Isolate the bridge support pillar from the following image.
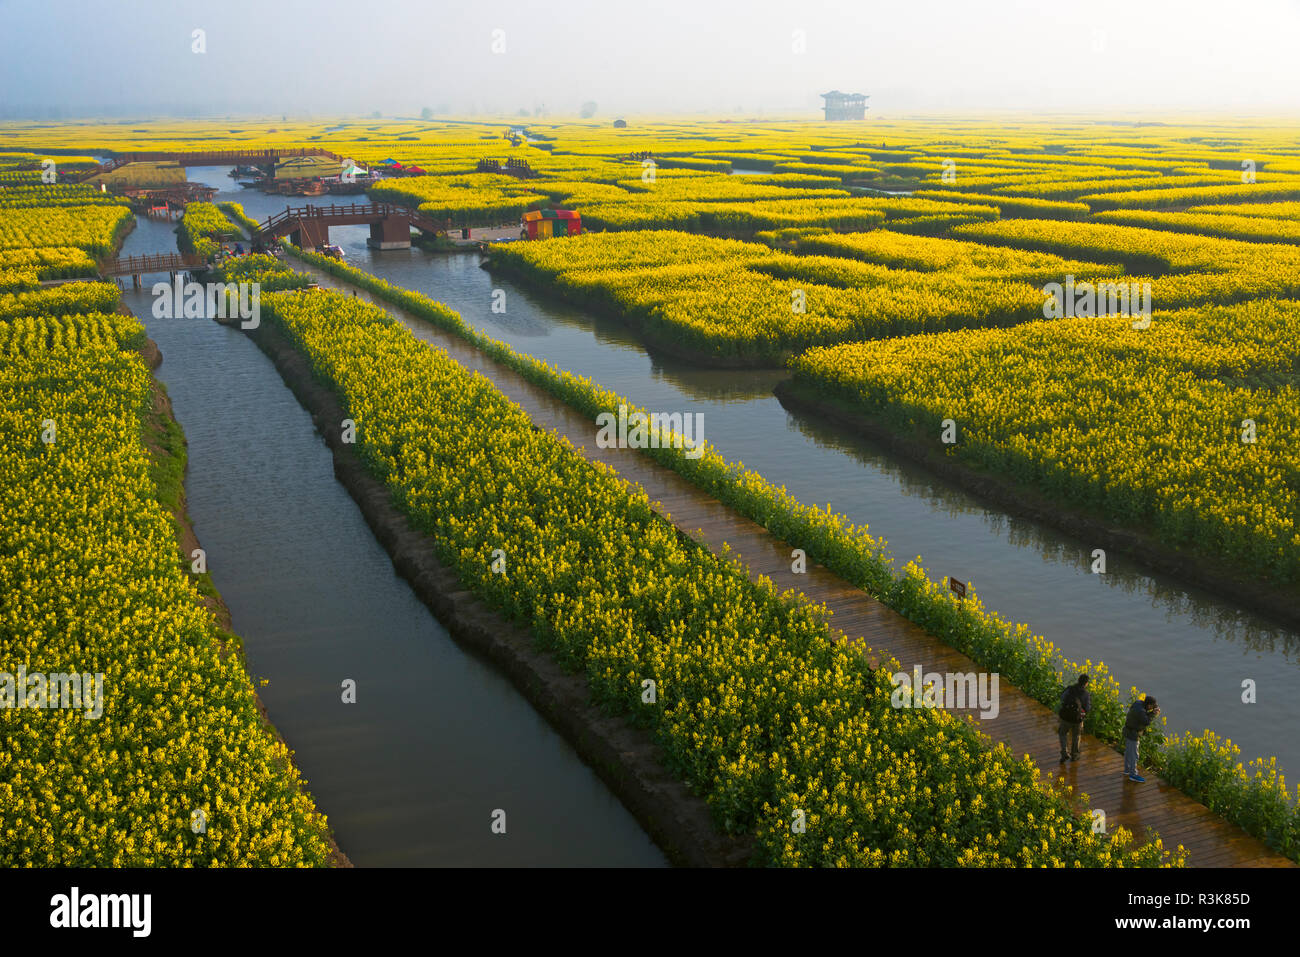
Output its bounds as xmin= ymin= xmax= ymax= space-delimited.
xmin=291 ymin=221 xmax=330 ymax=252
xmin=132 ymin=274 xmax=141 ymax=289
xmin=367 ymin=216 xmax=411 ymax=249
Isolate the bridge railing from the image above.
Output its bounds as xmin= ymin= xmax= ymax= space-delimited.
xmin=98 ymin=252 xmax=203 ymax=276
xmin=256 ymin=203 xmax=407 ymax=234
xmin=253 ymin=202 xmax=448 ymax=240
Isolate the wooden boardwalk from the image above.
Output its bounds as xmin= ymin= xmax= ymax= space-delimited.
xmin=305 ymin=264 xmax=1294 ymax=868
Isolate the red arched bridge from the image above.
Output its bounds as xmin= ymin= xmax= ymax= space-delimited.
xmin=254 ymin=203 xmax=446 ymax=250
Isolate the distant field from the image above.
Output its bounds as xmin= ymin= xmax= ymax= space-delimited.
xmin=274 ymin=154 xmax=344 ymax=179
xmin=83 ymin=160 xmax=187 ymax=187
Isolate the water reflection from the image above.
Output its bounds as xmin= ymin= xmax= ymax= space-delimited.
xmin=780 ymin=400 xmax=1299 ymax=660
xmin=110 ymin=201 xmax=667 ymax=867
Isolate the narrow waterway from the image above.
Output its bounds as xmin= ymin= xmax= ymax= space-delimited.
xmin=115 ymin=211 xmax=666 ymax=867
xmin=186 ymin=163 xmax=1300 ymax=781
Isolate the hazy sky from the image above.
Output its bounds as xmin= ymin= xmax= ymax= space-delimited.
xmin=3 ymin=0 xmax=1299 ymax=117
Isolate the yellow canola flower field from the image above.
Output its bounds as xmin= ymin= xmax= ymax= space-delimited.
xmin=0 ymin=280 xmax=120 ymax=319
xmin=0 ymin=205 xmax=132 ymax=257
xmin=0 ymin=311 xmax=335 ymax=866
xmin=996 ymin=172 xmax=1244 ymax=201
xmin=0 ymin=184 xmax=128 ymax=209
xmin=577 ymin=195 xmax=996 ymax=235
xmin=257 ymin=285 xmax=1180 ymax=867
xmin=954 ymin=216 xmax=1292 ymax=273
xmin=1095 ymin=208 xmax=1300 ymax=245
xmin=954 ymin=217 xmax=1300 ymax=307
xmin=178 ymin=202 xmax=240 ymax=262
xmin=0 ymin=245 xmax=98 ymax=279
xmin=489 ymin=230 xmax=1061 ymax=364
xmin=790 ymin=299 xmax=1300 ymax=586
xmin=370 ymin=173 xmax=544 ymax=226
xmin=1188 ymin=201 xmax=1300 ymax=219
xmin=1083 ymin=180 xmax=1300 ymax=211
xmin=789 ymin=229 xmax=1122 ymax=283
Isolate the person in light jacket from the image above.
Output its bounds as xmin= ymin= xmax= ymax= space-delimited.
xmin=1123 ymin=696 xmax=1160 ymax=783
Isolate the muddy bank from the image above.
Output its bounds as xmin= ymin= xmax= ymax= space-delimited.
xmin=135 ymin=336 xmax=353 ymax=869
xmin=774 ymin=378 xmax=1300 ymax=633
xmin=229 ymin=313 xmax=753 ymax=868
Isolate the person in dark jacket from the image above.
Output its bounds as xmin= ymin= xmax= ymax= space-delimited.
xmin=1057 ymin=674 xmax=1091 ymax=762
xmin=1123 ymin=696 xmax=1160 ymax=782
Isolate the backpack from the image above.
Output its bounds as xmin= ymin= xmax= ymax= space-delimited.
xmin=1059 ymin=687 xmax=1083 ymax=723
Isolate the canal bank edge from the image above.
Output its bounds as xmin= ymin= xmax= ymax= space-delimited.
xmin=229 ymin=314 xmax=754 ymax=868
xmin=135 ymin=334 xmax=354 ymax=869
xmin=772 ymin=377 xmax=1300 ymax=634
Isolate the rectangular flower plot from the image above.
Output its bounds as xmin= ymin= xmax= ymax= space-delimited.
xmin=788 ymin=298 xmax=1300 ymax=587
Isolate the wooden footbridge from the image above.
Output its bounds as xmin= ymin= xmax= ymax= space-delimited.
xmin=254 ymin=203 xmax=446 ymax=250
xmin=97 ymin=252 xmax=203 ymax=286
xmin=300 ymin=259 xmax=1297 ymax=869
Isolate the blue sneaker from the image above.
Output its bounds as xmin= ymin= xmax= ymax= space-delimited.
xmin=1128 ymin=773 xmax=1145 ymax=783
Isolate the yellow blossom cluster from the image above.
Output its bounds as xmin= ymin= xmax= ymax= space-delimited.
xmin=0 ymin=306 xmax=335 ymax=866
